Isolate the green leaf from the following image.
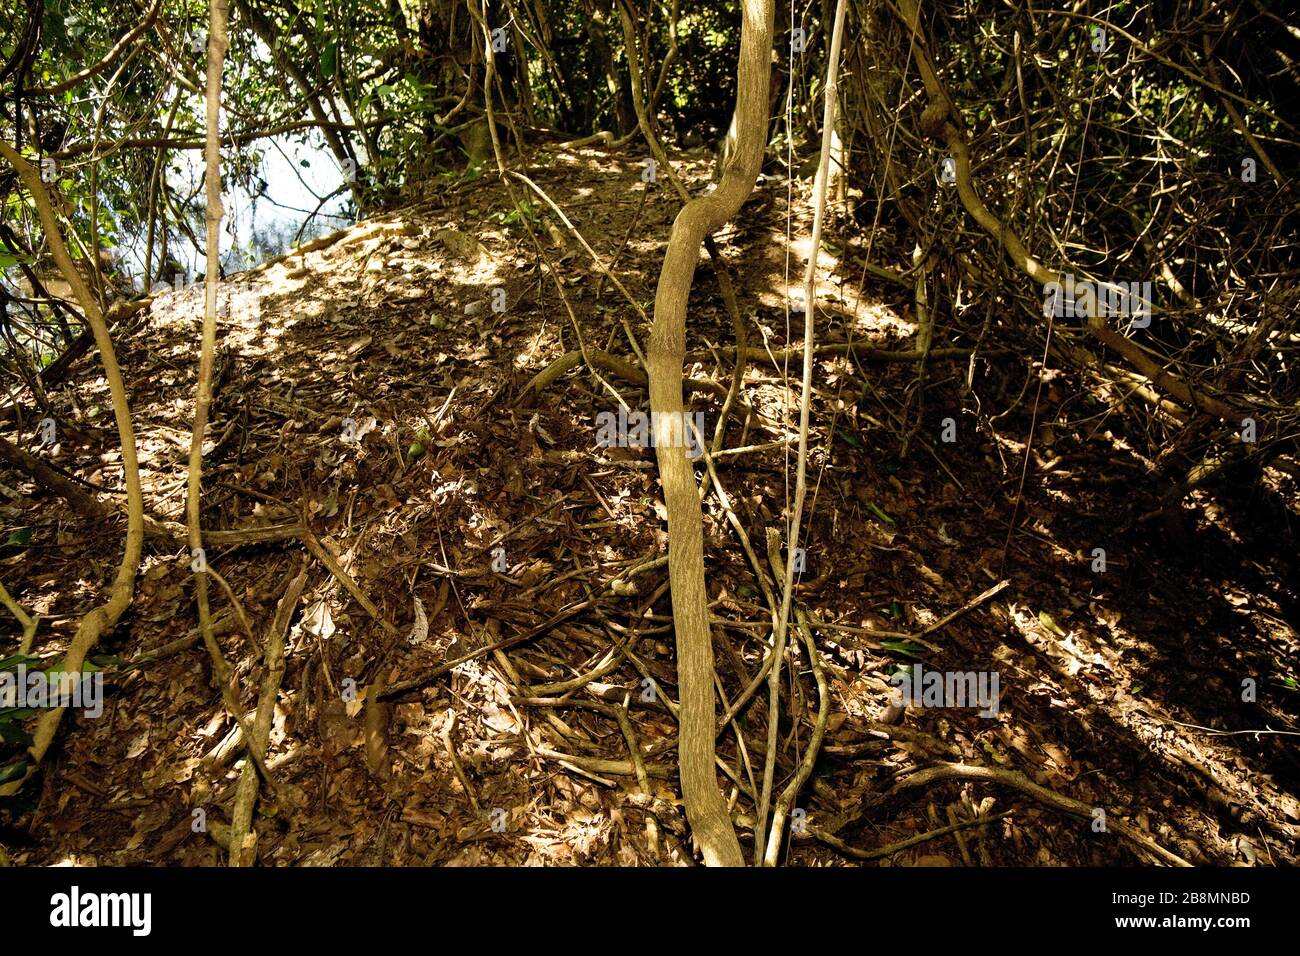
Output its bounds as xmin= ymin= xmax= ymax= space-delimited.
xmin=0 ymin=655 xmax=41 ymax=672
xmin=1038 ymin=611 xmax=1066 ymax=637
xmin=4 ymin=528 xmax=31 ymax=548
xmin=0 ymin=758 xmax=30 ymax=784
xmin=866 ymin=502 xmax=895 ymax=526
xmin=881 ymin=640 xmax=924 ymax=659
xmin=0 ymin=722 xmax=33 ymax=747
xmin=321 ymin=41 xmax=337 ymax=78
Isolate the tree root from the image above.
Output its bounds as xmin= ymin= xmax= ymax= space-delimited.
xmin=228 ymin=563 xmax=308 ymax=866
xmin=879 ymin=761 xmax=1191 ymax=867
xmin=810 ymin=810 xmax=1015 ymax=862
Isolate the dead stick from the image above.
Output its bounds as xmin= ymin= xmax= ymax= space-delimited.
xmin=919 ymin=579 xmax=1010 ymax=637
xmin=0 ymin=434 xmax=108 ymax=517
xmin=228 ymin=562 xmax=308 ymax=866
xmin=0 ymin=576 xmax=39 ymax=654
xmin=440 ymin=710 xmax=481 ymax=814
xmin=811 ymin=811 xmax=1015 ymax=861
xmin=381 ymin=597 xmax=598 ymax=699
xmin=300 ymin=529 xmax=399 ymax=635
xmin=887 ymin=762 xmax=1191 ymax=867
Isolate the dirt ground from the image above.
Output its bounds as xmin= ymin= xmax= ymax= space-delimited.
xmin=3 ymin=139 xmax=1298 ymax=866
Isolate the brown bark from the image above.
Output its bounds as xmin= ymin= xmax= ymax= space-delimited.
xmin=894 ymin=0 xmax=1239 ymax=420
xmin=187 ymin=0 xmax=231 ymax=691
xmin=0 ymin=140 xmax=144 ymax=794
xmin=647 ymin=0 xmax=775 ymax=867
xmin=0 ymin=434 xmax=108 ymax=517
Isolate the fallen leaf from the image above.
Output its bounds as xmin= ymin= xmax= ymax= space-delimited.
xmin=408 ymin=595 xmax=429 ymax=645
xmin=302 ymin=600 xmax=336 ymax=641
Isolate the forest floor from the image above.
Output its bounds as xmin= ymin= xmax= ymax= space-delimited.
xmin=3 ymin=138 xmax=1298 ymax=866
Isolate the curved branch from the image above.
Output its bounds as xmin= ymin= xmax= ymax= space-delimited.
xmin=894 ymin=0 xmax=1241 ymax=420
xmin=0 ymin=140 xmax=144 ymax=795
xmin=52 ymin=118 xmax=380 ymax=161
xmin=27 ymin=0 xmax=165 ymax=97
xmin=646 ymin=0 xmax=776 ymax=867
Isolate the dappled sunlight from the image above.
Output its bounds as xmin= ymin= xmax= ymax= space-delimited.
xmin=2 ymin=0 xmax=1296 ymax=883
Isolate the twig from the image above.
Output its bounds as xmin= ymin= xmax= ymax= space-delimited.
xmin=228 ymin=562 xmax=308 ymax=866
xmin=381 ymin=596 xmax=598 ymax=699
xmin=918 ymin=579 xmax=1010 ymax=637
xmin=1134 ymin=707 xmax=1300 ymax=739
xmin=126 ymin=613 xmax=234 ymax=665
xmin=884 ymin=762 xmax=1191 ymax=867
xmin=300 ymin=529 xmax=399 ymax=635
xmin=533 ymin=746 xmax=671 ymax=780
xmin=812 ymin=810 xmax=1014 ymax=861
xmin=441 ymin=710 xmax=481 ymax=814
xmin=508 ymin=170 xmax=648 ymax=365
xmin=946 ymin=803 xmax=975 ymax=865
xmin=203 ymin=566 xmax=254 ymax=642
xmin=757 ymin=0 xmax=847 ymax=862
xmin=0 ymin=577 xmax=39 ymax=654
xmin=763 ymin=607 xmax=831 ymax=865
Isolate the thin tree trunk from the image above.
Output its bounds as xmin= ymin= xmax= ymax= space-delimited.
xmin=187 ymin=0 xmax=231 ymax=716
xmin=0 ymin=141 xmax=144 ymax=796
xmin=646 ymin=0 xmax=775 ymax=867
xmin=757 ymin=0 xmax=848 ymax=866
